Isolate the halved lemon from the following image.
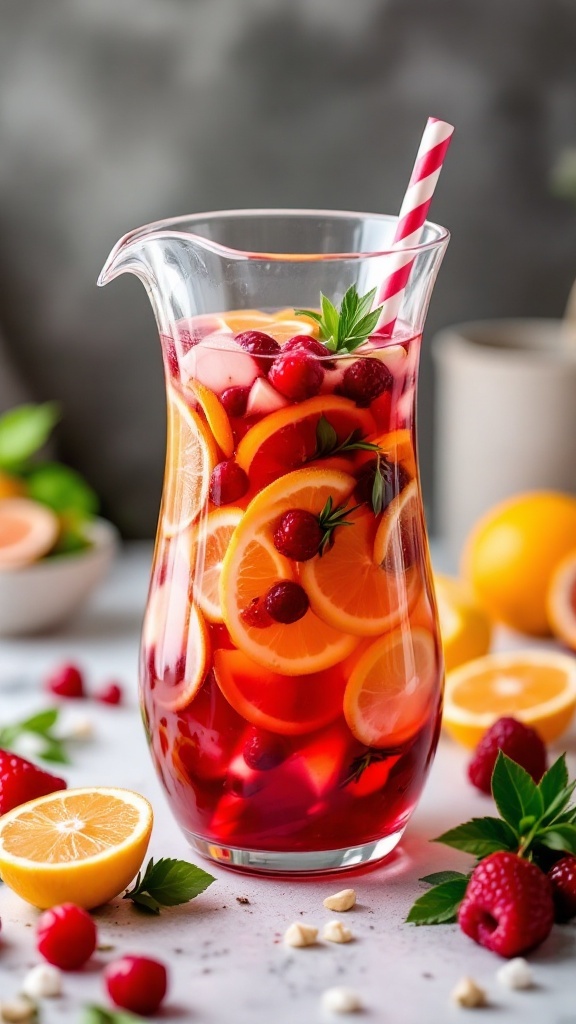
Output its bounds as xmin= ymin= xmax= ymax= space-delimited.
xmin=189 ymin=506 xmax=243 ymax=622
xmin=185 ymin=379 xmax=234 ymax=458
xmin=434 ymin=573 xmax=493 ymax=672
xmin=343 ymin=627 xmax=440 ymax=747
xmin=0 ymin=498 xmax=59 ymax=568
xmin=547 ymin=549 xmax=576 ymax=650
xmin=162 ymin=390 xmax=218 ymax=536
xmin=143 ymin=578 xmax=210 ymax=710
xmin=443 ymin=649 xmax=576 ymax=748
xmin=0 ymin=787 xmax=153 ymax=909
xmin=220 ymin=467 xmax=359 ymax=674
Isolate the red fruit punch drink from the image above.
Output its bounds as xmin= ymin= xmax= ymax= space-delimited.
xmin=99 ymin=209 xmax=450 ymax=873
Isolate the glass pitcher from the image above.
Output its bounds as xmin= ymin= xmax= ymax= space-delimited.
xmin=99 ymin=210 xmax=449 ymax=874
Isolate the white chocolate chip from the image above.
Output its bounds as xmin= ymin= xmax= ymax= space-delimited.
xmin=496 ymin=958 xmax=533 ymax=990
xmin=22 ymin=964 xmax=62 ymax=999
xmin=322 ymin=889 xmax=356 ymax=912
xmin=0 ymin=997 xmax=37 ymax=1023
xmin=321 ymin=986 xmax=363 ymax=1014
xmin=284 ymin=922 xmax=318 ymax=947
xmin=451 ymin=977 xmax=488 ymax=1008
xmin=322 ymin=920 xmax=354 ymax=944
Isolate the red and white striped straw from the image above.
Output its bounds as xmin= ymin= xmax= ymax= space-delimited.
xmin=376 ymin=117 xmax=454 ymax=334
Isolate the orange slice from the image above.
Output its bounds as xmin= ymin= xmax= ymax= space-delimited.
xmin=443 ymin=649 xmax=576 ymax=748
xmin=188 ymin=506 xmax=243 ymax=622
xmin=162 ymin=390 xmax=218 ymax=536
xmin=220 ymin=467 xmax=359 ymax=673
xmin=143 ymin=579 xmax=210 ymax=710
xmin=185 ymin=380 xmax=234 ymax=458
xmin=547 ymin=549 xmax=576 ymax=650
xmin=0 ymin=498 xmax=59 ymax=568
xmin=214 ymin=648 xmax=347 ymax=735
xmin=0 ymin=472 xmax=26 ymax=500
xmin=220 ymin=308 xmax=318 ymax=344
xmin=220 ymin=310 xmax=277 ymax=334
xmin=0 ymin=787 xmax=153 ymax=909
xmin=236 ymin=395 xmax=376 ymax=488
xmin=343 ymin=627 xmax=440 ymax=747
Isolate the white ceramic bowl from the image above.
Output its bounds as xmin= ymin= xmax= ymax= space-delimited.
xmin=0 ymin=518 xmax=119 ymax=636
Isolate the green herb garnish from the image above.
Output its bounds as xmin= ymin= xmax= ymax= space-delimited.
xmin=342 ymin=747 xmax=396 ymax=786
xmin=295 ymin=285 xmax=384 ymax=354
xmin=0 ymin=708 xmax=70 ymax=764
xmin=314 ymin=416 xmax=382 ymax=460
xmin=371 ymin=454 xmax=393 ymax=515
xmin=0 ymin=402 xmax=60 ymax=473
xmin=83 ymin=1006 xmax=143 ymax=1024
xmin=317 ymin=496 xmax=360 ymax=556
xmin=123 ymin=857 xmax=215 ymax=914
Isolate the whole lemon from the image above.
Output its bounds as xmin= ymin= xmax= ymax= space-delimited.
xmin=462 ymin=491 xmax=576 ymax=636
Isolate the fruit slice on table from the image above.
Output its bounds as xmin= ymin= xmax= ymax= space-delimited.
xmin=343 ymin=627 xmax=439 ymax=747
xmin=547 ymin=549 xmax=576 ymax=650
xmin=185 ymin=379 xmax=234 ymax=457
xmin=220 ymin=467 xmax=359 ymax=673
xmin=143 ymin=578 xmax=210 ymax=710
xmin=0 ymin=498 xmax=59 ymax=568
xmin=443 ymin=649 xmax=576 ymax=748
xmin=188 ymin=506 xmax=243 ymax=623
xmin=434 ymin=573 xmax=492 ymax=672
xmin=236 ymin=395 xmax=376 ymax=489
xmin=214 ymin=649 xmax=347 ymax=735
xmin=162 ymin=390 xmax=218 ymax=535
xmin=0 ymin=787 xmax=153 ymax=909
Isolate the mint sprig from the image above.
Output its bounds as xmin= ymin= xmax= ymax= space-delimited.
xmin=407 ymin=752 xmax=576 ymax=926
xmin=83 ymin=1006 xmax=142 ymax=1024
xmin=295 ymin=285 xmax=384 ymax=354
xmin=318 ymin=496 xmax=360 ymax=556
xmin=0 ymin=708 xmax=70 ymax=764
xmin=314 ymin=416 xmax=382 ymax=460
xmin=342 ymin=747 xmax=395 ymax=786
xmin=0 ymin=402 xmax=59 ymax=472
xmin=123 ymin=856 xmax=215 ymax=914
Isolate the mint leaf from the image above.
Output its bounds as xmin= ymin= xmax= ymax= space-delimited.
xmin=435 ymin=816 xmax=518 ymax=857
xmin=315 ymin=416 xmax=339 ymax=458
xmin=539 ymin=753 xmax=569 ymax=800
xmin=537 ymin=823 xmax=576 ymax=854
xmin=406 ymin=876 xmax=469 ymax=925
xmin=296 ymin=285 xmax=384 ymax=354
xmin=25 ymin=462 xmax=98 ymax=519
xmin=19 ymin=709 xmax=59 ymax=734
xmin=0 ymin=402 xmax=59 ymax=471
xmin=124 ymin=857 xmax=215 ymax=913
xmin=419 ymin=870 xmax=469 ymax=886
xmin=0 ymin=707 xmax=70 ymax=764
xmin=83 ymin=1005 xmax=142 ymax=1023
xmin=491 ymin=751 xmax=543 ymax=830
xmin=318 ymin=497 xmax=360 ymax=556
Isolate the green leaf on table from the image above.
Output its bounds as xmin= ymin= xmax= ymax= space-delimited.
xmin=25 ymin=461 xmax=98 ymax=519
xmin=0 ymin=707 xmax=70 ymax=764
xmin=123 ymin=856 xmax=215 ymax=914
xmin=419 ymin=870 xmax=469 ymax=886
xmin=491 ymin=751 xmax=544 ymax=830
xmin=435 ymin=816 xmax=518 ymax=857
xmin=0 ymin=402 xmax=59 ymax=471
xmin=406 ymin=876 xmax=469 ymax=925
xmin=83 ymin=1005 xmax=143 ymax=1024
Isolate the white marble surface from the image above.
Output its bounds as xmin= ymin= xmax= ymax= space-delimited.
xmin=0 ymin=545 xmax=575 ymax=1023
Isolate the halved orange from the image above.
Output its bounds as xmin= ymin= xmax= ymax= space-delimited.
xmin=162 ymin=390 xmax=218 ymax=535
xmin=214 ymin=648 xmax=347 ymax=735
xmin=547 ymin=549 xmax=576 ymax=650
xmin=343 ymin=627 xmax=440 ymax=747
xmin=0 ymin=787 xmax=153 ymax=909
xmin=236 ymin=395 xmax=376 ymax=488
xmin=220 ymin=467 xmax=359 ymax=673
xmin=0 ymin=498 xmax=59 ymax=568
xmin=188 ymin=506 xmax=243 ymax=622
xmin=185 ymin=380 xmax=234 ymax=458
xmin=443 ymin=649 xmax=576 ymax=748
xmin=143 ymin=578 xmax=210 ymax=710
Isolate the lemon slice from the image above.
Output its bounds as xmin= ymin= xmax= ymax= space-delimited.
xmin=162 ymin=390 xmax=218 ymax=536
xmin=189 ymin=506 xmax=243 ymax=622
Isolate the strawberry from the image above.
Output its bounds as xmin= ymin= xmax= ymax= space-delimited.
xmin=0 ymin=750 xmax=66 ymax=815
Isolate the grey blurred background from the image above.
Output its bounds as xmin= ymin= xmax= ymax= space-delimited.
xmin=0 ymin=0 xmax=575 ymax=538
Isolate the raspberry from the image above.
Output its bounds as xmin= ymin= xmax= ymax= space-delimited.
xmin=209 ymin=460 xmax=249 ymax=506
xmin=0 ymin=750 xmax=66 ymax=815
xmin=468 ymin=717 xmax=548 ymax=795
xmin=268 ymin=352 xmax=324 ymax=401
xmin=548 ymin=855 xmax=576 ymax=922
xmin=235 ymin=331 xmax=280 ymax=372
xmin=220 ymin=386 xmax=250 ymax=417
xmin=339 ymin=358 xmax=393 ymax=406
xmin=45 ymin=663 xmax=85 ymax=699
xmin=243 ymin=728 xmax=288 ymax=770
xmin=282 ymin=335 xmax=331 ymax=363
xmin=458 ymin=852 xmax=554 ymax=957
xmin=105 ymin=955 xmax=168 ymax=1016
xmin=273 ymin=509 xmax=322 ymax=561
xmin=263 ymin=581 xmax=309 ymax=623
xmin=240 ymin=597 xmax=273 ymax=629
xmin=95 ymin=682 xmax=123 ymax=705
xmin=36 ymin=903 xmax=97 ymax=970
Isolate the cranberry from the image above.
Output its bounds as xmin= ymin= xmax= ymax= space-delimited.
xmin=339 ymin=357 xmax=393 ymax=406
xmin=220 ymin=386 xmax=250 ymax=417
xmin=268 ymin=352 xmax=324 ymax=401
xmin=45 ymin=663 xmax=85 ymax=699
xmin=105 ymin=955 xmax=168 ymax=1016
xmin=209 ymin=460 xmax=249 ymax=505
xmin=263 ymin=581 xmax=309 ymax=623
xmin=240 ymin=597 xmax=273 ymax=629
xmin=273 ymin=509 xmax=322 ymax=561
xmin=243 ymin=729 xmax=288 ymax=770
xmin=36 ymin=903 xmax=97 ymax=970
xmin=235 ymin=331 xmax=280 ymax=373
xmin=95 ymin=682 xmax=123 ymax=705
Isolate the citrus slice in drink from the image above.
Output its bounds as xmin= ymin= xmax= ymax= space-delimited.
xmin=434 ymin=573 xmax=492 ymax=672
xmin=343 ymin=627 xmax=439 ymax=747
xmin=185 ymin=380 xmax=234 ymax=458
xmin=214 ymin=649 xmax=347 ymax=735
xmin=443 ymin=649 xmax=576 ymax=748
xmin=547 ymin=549 xmax=576 ymax=650
xmin=162 ymin=390 xmax=218 ymax=535
xmin=0 ymin=787 xmax=153 ymax=909
xmin=143 ymin=579 xmax=210 ymax=710
xmin=220 ymin=310 xmax=276 ymax=333
xmin=236 ymin=395 xmax=376 ymax=489
xmin=0 ymin=498 xmax=59 ymax=568
xmin=188 ymin=506 xmax=243 ymax=622
xmin=220 ymin=467 xmax=359 ymax=673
